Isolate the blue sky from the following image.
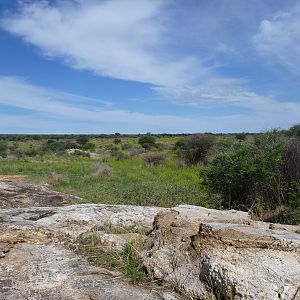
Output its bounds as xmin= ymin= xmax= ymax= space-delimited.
xmin=0 ymin=0 xmax=299 ymax=133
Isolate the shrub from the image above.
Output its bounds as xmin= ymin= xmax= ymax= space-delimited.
xmin=48 ymin=172 xmax=65 ymax=185
xmin=288 ymin=124 xmax=300 ymax=137
xmin=142 ymin=153 xmax=166 ymax=167
xmin=76 ymin=136 xmax=89 ymax=147
xmin=83 ymin=142 xmax=96 ymax=151
xmin=235 ymin=133 xmax=247 ymax=141
xmin=138 ymin=135 xmax=156 ymax=149
xmin=129 ymin=147 xmax=144 ymax=157
xmin=0 ymin=141 xmax=8 ymax=157
xmin=73 ymin=149 xmax=90 ymax=157
xmin=121 ymin=143 xmax=133 ymax=151
xmin=113 ymin=138 xmax=122 ymax=144
xmin=177 ymin=134 xmax=214 ymax=165
xmin=201 ymin=131 xmax=300 ymax=224
xmin=92 ymin=162 xmax=113 ymax=177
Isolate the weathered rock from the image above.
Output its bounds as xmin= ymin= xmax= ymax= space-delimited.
xmin=142 ymin=207 xmax=300 ymax=300
xmin=0 ymin=176 xmax=79 ymax=208
xmin=0 ymin=178 xmax=299 ymax=299
xmin=0 ymin=243 xmax=180 ymax=300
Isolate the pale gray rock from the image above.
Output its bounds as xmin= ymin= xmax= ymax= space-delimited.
xmin=1 ymin=178 xmax=299 ymax=299
xmin=142 ymin=209 xmax=300 ymax=300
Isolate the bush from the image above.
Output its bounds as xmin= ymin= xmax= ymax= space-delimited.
xmin=177 ymin=134 xmax=214 ymax=165
xmin=288 ymin=124 xmax=300 ymax=137
xmin=138 ymin=135 xmax=156 ymax=149
xmin=92 ymin=162 xmax=113 ymax=177
xmin=76 ymin=136 xmax=89 ymax=147
xmin=83 ymin=142 xmax=96 ymax=151
xmin=0 ymin=141 xmax=8 ymax=157
xmin=201 ymin=131 xmax=300 ymax=224
xmin=142 ymin=153 xmax=166 ymax=167
xmin=113 ymin=138 xmax=122 ymax=144
xmin=47 ymin=172 xmax=65 ymax=185
xmin=129 ymin=147 xmax=144 ymax=157
xmin=235 ymin=133 xmax=247 ymax=141
xmin=73 ymin=149 xmax=90 ymax=157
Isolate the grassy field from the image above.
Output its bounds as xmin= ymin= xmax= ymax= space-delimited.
xmin=0 ymin=131 xmax=299 ymax=225
xmin=0 ymin=136 xmax=214 ymax=208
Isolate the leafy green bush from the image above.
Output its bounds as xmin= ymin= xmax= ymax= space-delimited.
xmin=235 ymin=133 xmax=247 ymax=141
xmin=287 ymin=124 xmax=300 ymax=137
xmin=201 ymin=131 xmax=300 ymax=224
xmin=76 ymin=136 xmax=89 ymax=147
xmin=177 ymin=134 xmax=214 ymax=165
xmin=138 ymin=135 xmax=156 ymax=149
xmin=0 ymin=141 xmax=8 ymax=158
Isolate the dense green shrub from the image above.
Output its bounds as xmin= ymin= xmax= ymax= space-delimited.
xmin=201 ymin=131 xmax=300 ymax=224
xmin=83 ymin=142 xmax=96 ymax=151
xmin=76 ymin=136 xmax=90 ymax=147
xmin=176 ymin=134 xmax=214 ymax=165
xmin=287 ymin=124 xmax=300 ymax=137
xmin=235 ymin=133 xmax=247 ymax=141
xmin=0 ymin=141 xmax=8 ymax=157
xmin=138 ymin=135 xmax=156 ymax=149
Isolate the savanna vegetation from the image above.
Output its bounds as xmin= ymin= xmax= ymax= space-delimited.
xmin=0 ymin=126 xmax=299 ymax=225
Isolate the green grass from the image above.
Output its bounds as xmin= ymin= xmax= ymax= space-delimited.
xmin=75 ymin=233 xmax=146 ymax=282
xmin=0 ymin=153 xmax=210 ymax=207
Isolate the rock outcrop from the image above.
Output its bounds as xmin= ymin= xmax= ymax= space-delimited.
xmin=142 ymin=206 xmax=300 ymax=299
xmin=0 ymin=177 xmax=299 ymax=299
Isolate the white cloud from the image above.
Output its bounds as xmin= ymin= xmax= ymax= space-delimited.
xmin=0 ymin=76 xmax=299 ymax=133
xmin=1 ymin=0 xmax=201 ymax=86
xmin=154 ymin=77 xmax=300 ymax=115
xmin=253 ymin=4 xmax=300 ymax=73
xmin=0 ymin=76 xmax=200 ymax=132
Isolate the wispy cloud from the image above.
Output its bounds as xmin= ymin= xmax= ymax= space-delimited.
xmin=253 ymin=4 xmax=300 ymax=74
xmin=154 ymin=77 xmax=300 ymax=114
xmin=0 ymin=76 xmax=298 ymax=133
xmin=1 ymin=0 xmax=201 ymax=87
xmin=0 ymin=76 xmax=199 ymax=132
xmin=0 ymin=1 xmax=299 ymax=133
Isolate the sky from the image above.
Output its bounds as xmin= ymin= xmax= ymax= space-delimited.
xmin=0 ymin=0 xmax=299 ymax=134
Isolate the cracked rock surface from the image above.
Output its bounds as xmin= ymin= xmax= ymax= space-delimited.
xmin=0 ymin=176 xmax=299 ymax=299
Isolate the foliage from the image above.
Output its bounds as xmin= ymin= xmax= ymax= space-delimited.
xmin=121 ymin=241 xmax=145 ymax=281
xmin=0 ymin=141 xmax=9 ymax=157
xmin=75 ymin=234 xmax=145 ymax=282
xmin=113 ymin=138 xmax=122 ymax=144
xmin=287 ymin=124 xmax=300 ymax=137
xmin=92 ymin=162 xmax=113 ymax=177
xmin=201 ymin=131 xmax=300 ymax=224
xmin=235 ymin=133 xmax=247 ymax=141
xmin=76 ymin=136 xmax=90 ymax=146
xmin=138 ymin=135 xmax=156 ymax=149
xmin=177 ymin=134 xmax=214 ymax=165
xmin=142 ymin=152 xmax=166 ymax=166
